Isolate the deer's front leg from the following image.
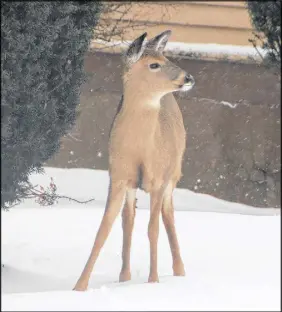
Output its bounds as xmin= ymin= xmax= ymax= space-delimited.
xmin=161 ymin=183 xmax=185 ymax=276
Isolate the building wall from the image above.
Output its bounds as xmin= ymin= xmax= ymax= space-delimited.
xmin=99 ymin=1 xmax=254 ymax=46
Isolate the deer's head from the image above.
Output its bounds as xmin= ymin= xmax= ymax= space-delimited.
xmin=122 ymin=31 xmax=195 ymax=99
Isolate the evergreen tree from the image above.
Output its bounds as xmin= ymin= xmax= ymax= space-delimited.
xmin=1 ymin=2 xmax=101 ymax=208
xmin=247 ymin=0 xmax=281 ymax=69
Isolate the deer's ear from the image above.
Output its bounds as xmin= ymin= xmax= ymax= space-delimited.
xmin=124 ymin=32 xmax=147 ymax=65
xmin=146 ymin=30 xmax=171 ymax=53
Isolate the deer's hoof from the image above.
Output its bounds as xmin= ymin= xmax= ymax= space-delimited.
xmin=73 ymin=282 xmax=88 ymax=291
xmin=173 ymin=264 xmax=186 ymax=276
xmin=119 ymin=270 xmax=131 ymax=282
xmin=148 ymin=275 xmax=159 ymax=283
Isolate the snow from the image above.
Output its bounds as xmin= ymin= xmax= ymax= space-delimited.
xmin=90 ymin=39 xmax=267 ymax=61
xmin=218 ymin=100 xmax=238 ymax=109
xmin=2 ymin=167 xmax=280 ymax=311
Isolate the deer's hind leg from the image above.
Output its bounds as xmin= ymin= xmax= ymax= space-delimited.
xmin=119 ymin=188 xmax=137 ymax=282
xmin=161 ymin=182 xmax=185 ymax=276
xmin=73 ymin=180 xmax=126 ymax=291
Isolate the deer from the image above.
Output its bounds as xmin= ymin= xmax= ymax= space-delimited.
xmin=74 ymin=30 xmax=195 ymax=291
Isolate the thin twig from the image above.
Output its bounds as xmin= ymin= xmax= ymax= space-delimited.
xmin=51 ymin=195 xmax=95 ymax=204
xmin=67 ymin=133 xmax=83 ymax=142
xmin=27 ymin=188 xmax=95 ymax=205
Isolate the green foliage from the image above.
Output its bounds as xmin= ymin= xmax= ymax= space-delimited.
xmin=247 ymin=1 xmax=281 ymax=69
xmin=1 ymin=2 xmax=101 ymax=208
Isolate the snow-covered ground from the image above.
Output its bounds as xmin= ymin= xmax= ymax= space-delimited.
xmin=2 ymin=167 xmax=280 ymax=311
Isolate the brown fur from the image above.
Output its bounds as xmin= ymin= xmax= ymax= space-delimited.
xmin=73 ymin=31 xmax=194 ymax=291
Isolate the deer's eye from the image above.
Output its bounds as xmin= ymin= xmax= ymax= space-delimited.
xmin=149 ymin=63 xmax=161 ymax=70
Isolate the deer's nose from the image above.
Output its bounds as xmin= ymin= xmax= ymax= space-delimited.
xmin=184 ymin=74 xmax=195 ymax=86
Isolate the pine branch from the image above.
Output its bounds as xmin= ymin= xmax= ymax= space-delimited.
xmin=4 ymin=178 xmax=95 ymax=209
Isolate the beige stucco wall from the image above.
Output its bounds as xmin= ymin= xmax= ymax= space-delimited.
xmin=98 ymin=1 xmax=254 ymax=46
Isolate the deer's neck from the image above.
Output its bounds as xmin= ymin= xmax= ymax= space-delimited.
xmin=115 ymin=89 xmax=161 ymax=137
xmin=122 ymin=89 xmax=162 ymax=113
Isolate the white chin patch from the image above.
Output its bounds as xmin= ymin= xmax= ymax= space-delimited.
xmin=180 ymin=83 xmax=194 ymax=92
